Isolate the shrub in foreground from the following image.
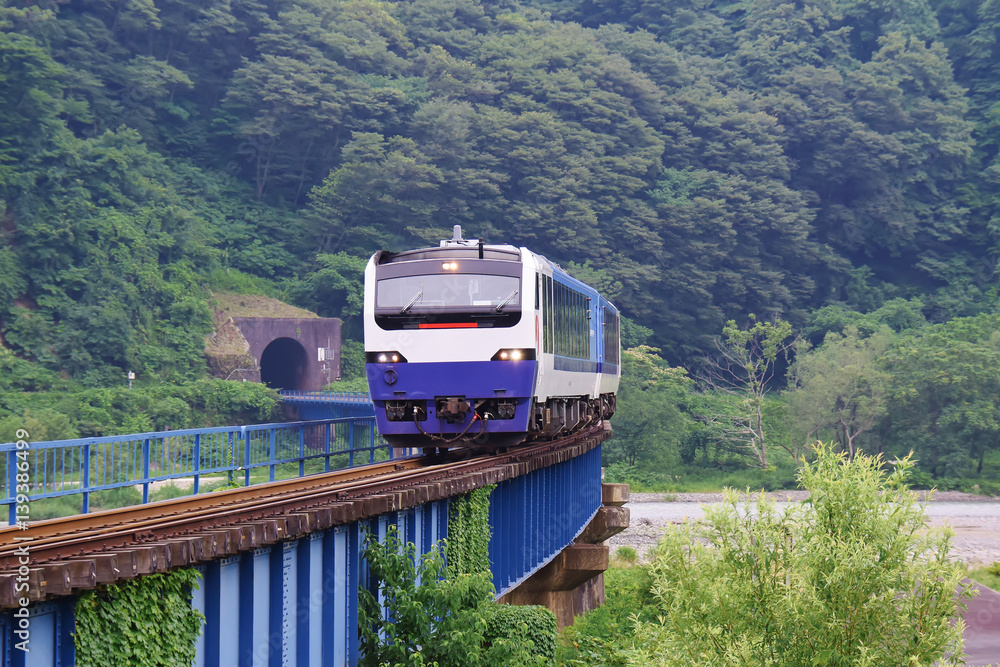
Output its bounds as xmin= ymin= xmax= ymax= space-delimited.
xmin=625 ymin=444 xmax=973 ymax=666
xmin=359 ymin=527 xmax=554 ymax=666
xmin=483 ymin=603 xmax=556 ymax=663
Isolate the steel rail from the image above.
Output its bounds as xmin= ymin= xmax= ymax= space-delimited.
xmin=0 ymin=457 xmax=426 ymax=557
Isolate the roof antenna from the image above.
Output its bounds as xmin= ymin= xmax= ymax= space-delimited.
xmin=441 ymin=225 xmax=479 ymax=247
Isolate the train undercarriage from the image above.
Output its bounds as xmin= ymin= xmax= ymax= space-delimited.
xmin=382 ymin=393 xmax=617 ymax=455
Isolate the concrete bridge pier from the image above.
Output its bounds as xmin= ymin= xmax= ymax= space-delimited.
xmin=499 ymin=483 xmax=629 ymax=629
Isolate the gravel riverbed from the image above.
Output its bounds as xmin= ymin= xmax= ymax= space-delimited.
xmin=608 ymin=491 xmax=1000 ymax=565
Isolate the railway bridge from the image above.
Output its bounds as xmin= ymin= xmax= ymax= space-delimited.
xmin=0 ymin=393 xmax=628 ymax=666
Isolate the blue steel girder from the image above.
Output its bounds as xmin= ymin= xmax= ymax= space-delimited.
xmin=2 ymin=441 xmax=604 ymax=667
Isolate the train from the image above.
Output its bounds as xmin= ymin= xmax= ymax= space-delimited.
xmin=363 ymin=226 xmax=621 ymax=451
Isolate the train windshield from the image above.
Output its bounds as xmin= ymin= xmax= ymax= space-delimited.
xmin=377 ymin=274 xmax=521 ymax=311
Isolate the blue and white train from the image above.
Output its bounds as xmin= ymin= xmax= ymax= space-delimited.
xmin=364 ymin=227 xmax=620 ymax=451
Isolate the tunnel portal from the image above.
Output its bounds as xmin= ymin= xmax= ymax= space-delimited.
xmin=260 ymin=337 xmax=309 ymax=390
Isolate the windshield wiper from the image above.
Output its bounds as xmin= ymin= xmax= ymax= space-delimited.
xmin=400 ymin=288 xmax=423 ymax=314
xmin=495 ymin=289 xmax=518 ymax=313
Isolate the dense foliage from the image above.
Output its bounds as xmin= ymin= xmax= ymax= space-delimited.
xmin=0 ymin=374 xmax=280 ymax=439
xmin=595 ymin=446 xmax=971 ymax=666
xmin=604 ymin=304 xmax=1000 ymax=489
xmin=74 ymin=569 xmax=204 ymax=667
xmin=359 ymin=524 xmax=555 ymax=666
xmin=3 ymin=0 xmax=998 ymax=367
xmin=444 ymin=484 xmax=494 ymax=576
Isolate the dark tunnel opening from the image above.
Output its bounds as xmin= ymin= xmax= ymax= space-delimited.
xmin=260 ymin=337 xmax=309 ymax=391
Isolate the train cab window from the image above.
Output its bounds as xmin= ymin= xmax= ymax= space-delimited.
xmin=377 ymin=274 xmax=519 ymax=310
xmin=373 ymin=260 xmax=523 ymax=330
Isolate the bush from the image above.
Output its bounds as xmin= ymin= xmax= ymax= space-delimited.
xmin=557 ymin=565 xmax=657 ymax=667
xmin=360 ymin=525 xmax=554 ymax=666
xmin=626 ymin=444 xmax=973 ymax=666
xmin=150 ymin=484 xmax=191 ymax=502
xmin=359 ymin=526 xmax=494 ymax=667
xmin=613 ymin=546 xmax=638 ymax=566
xmin=483 ymin=604 xmax=556 ymax=664
xmin=90 ymin=486 xmax=142 ymax=510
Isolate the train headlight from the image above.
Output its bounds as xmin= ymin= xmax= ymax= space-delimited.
xmin=366 ymin=351 xmax=408 ymax=363
xmin=442 ymin=262 xmax=458 ymax=271
xmin=491 ymin=349 xmax=536 ymax=361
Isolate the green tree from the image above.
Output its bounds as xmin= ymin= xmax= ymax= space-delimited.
xmin=697 ymin=316 xmax=794 ymax=468
xmin=882 ymin=312 xmax=1000 ymax=476
xmin=606 ymin=346 xmax=693 ymax=471
xmin=626 ymin=445 xmax=971 ymax=666
xmin=789 ymin=326 xmax=893 ymax=458
xmin=288 ymin=252 xmax=368 ymax=336
xmin=306 ymin=133 xmax=443 ymax=254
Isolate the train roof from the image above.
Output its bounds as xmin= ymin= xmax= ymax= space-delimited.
xmin=375 ymin=245 xmax=521 ymax=264
xmin=374 ymin=225 xmax=522 ymax=264
xmin=373 ymin=227 xmax=618 ymax=312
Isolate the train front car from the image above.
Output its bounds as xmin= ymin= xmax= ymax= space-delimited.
xmin=364 ymin=227 xmax=540 ymax=451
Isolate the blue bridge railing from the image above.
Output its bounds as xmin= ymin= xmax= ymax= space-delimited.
xmin=278 ymin=390 xmax=372 ymax=404
xmin=279 ymin=390 xmax=375 ymax=421
xmin=1 ymin=417 xmax=388 ymax=526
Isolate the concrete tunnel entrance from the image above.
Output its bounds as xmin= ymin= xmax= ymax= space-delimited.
xmin=260 ymin=337 xmax=309 ymax=390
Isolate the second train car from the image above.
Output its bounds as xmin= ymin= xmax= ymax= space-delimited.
xmin=364 ymin=226 xmax=620 ymax=450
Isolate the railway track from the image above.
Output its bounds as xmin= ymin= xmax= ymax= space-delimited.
xmin=0 ymin=423 xmax=611 ymax=608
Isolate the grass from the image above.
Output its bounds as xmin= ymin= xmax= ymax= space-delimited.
xmin=609 ymin=462 xmax=802 ymax=494
xmin=967 ymin=563 xmax=1000 ymax=592
xmin=556 ymin=564 xmax=657 ymax=666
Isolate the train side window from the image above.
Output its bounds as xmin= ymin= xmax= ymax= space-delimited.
xmin=572 ymin=291 xmax=577 ymax=358
xmin=602 ymin=307 xmax=620 ymax=366
xmin=559 ymin=283 xmax=565 ymax=356
xmin=548 ymin=277 xmax=553 ymax=354
xmin=575 ymin=291 xmax=581 ymax=358
xmin=560 ymin=283 xmax=567 ymax=356
xmin=576 ymin=291 xmax=583 ymax=358
xmin=570 ymin=287 xmax=575 ymax=357
xmin=568 ymin=289 xmax=574 ymax=358
xmin=554 ymin=281 xmax=560 ymax=355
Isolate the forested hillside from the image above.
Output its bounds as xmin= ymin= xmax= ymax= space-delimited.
xmin=1 ymin=0 xmax=999 ymax=466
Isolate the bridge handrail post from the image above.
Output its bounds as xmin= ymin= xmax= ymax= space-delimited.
xmin=298 ymin=426 xmax=305 ymax=478
xmin=141 ymin=437 xmax=151 ymax=504
xmin=348 ymin=425 xmax=354 ymax=468
xmin=6 ymin=449 xmax=16 ymax=526
xmin=269 ymin=428 xmax=276 ymax=482
xmin=193 ymin=433 xmax=201 ymax=494
xmin=82 ymin=442 xmax=91 ymax=514
xmin=226 ymin=431 xmax=235 ymax=487
xmin=243 ymin=427 xmax=251 ymax=487
xmin=324 ymin=424 xmax=331 ymax=473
